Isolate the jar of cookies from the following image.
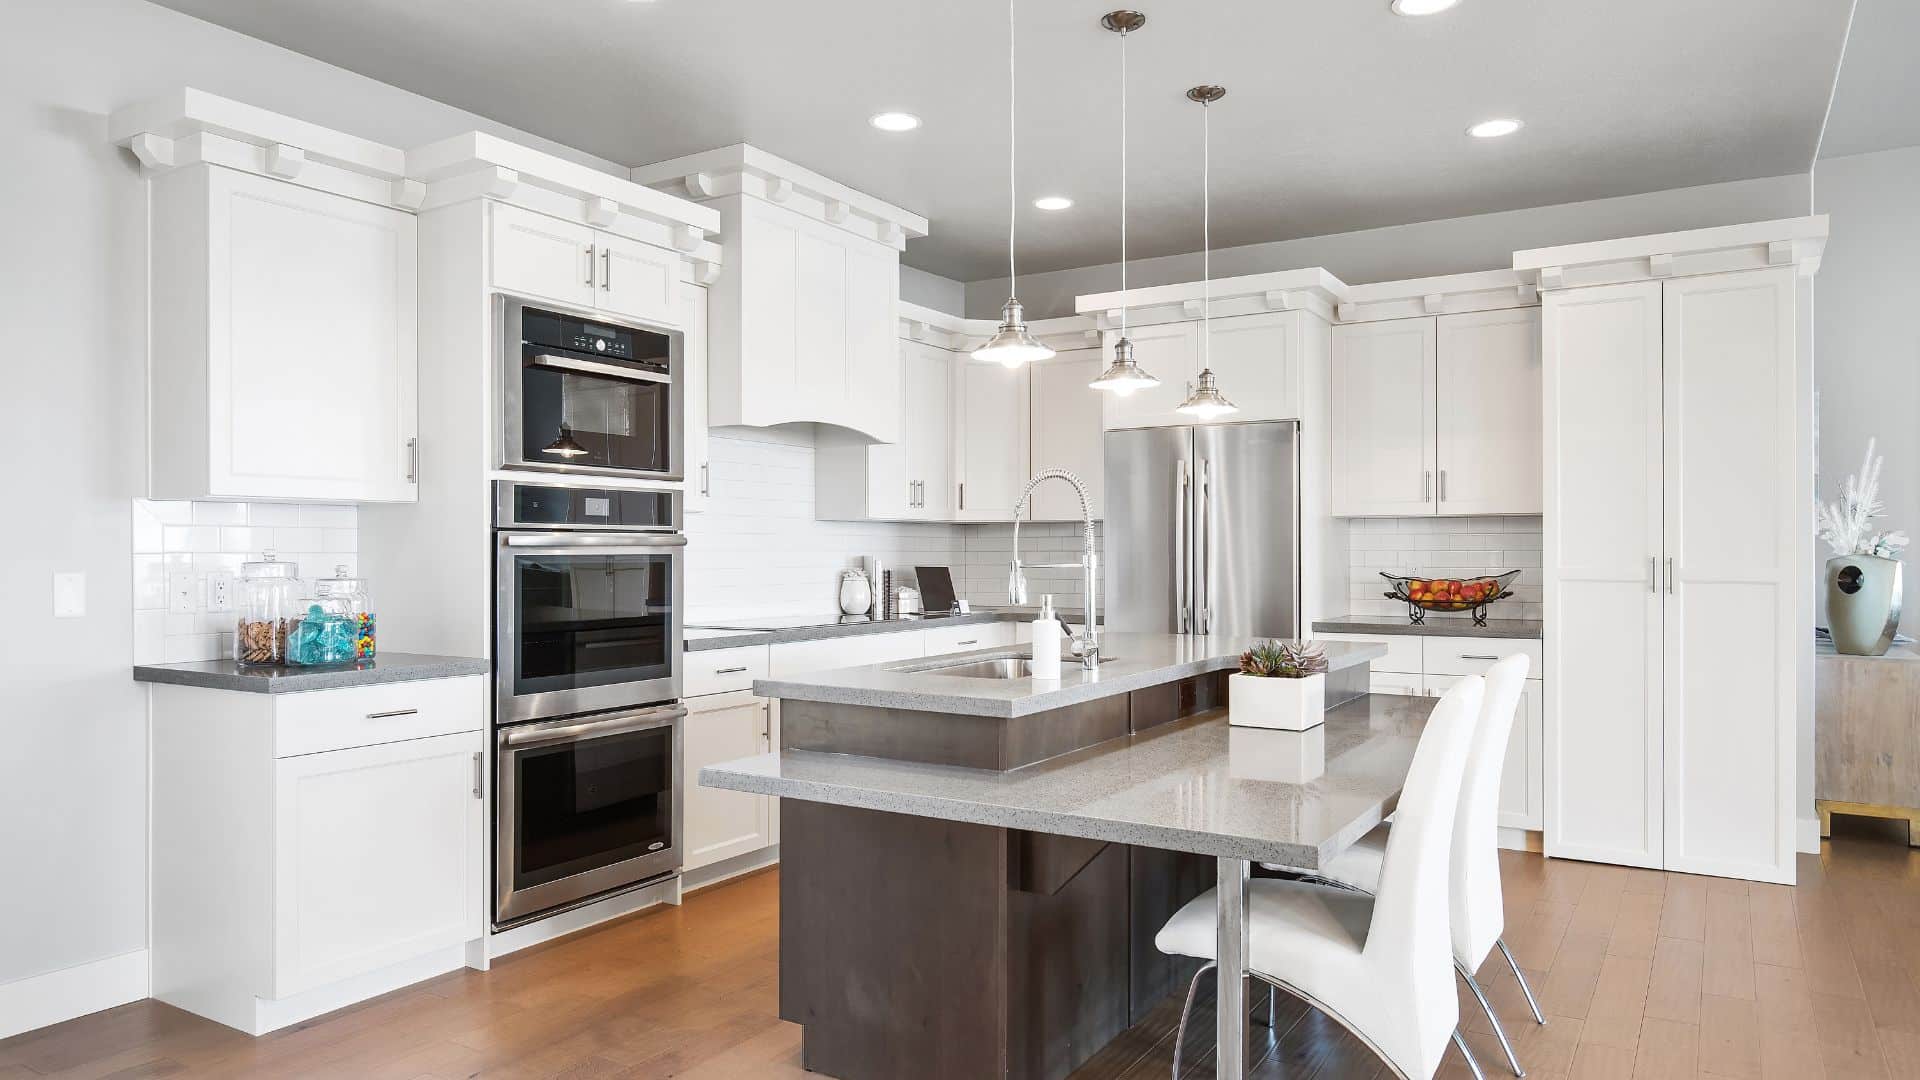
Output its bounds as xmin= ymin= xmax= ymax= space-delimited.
xmin=236 ymin=553 xmax=301 ymax=666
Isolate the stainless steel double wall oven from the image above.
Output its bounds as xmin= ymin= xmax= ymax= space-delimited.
xmin=492 ymin=292 xmax=690 ymax=927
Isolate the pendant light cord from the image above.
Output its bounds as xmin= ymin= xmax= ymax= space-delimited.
xmin=1119 ymin=27 xmax=1128 ymax=339
xmin=1006 ymin=0 xmax=1017 ymax=297
xmin=1201 ymin=97 xmax=1211 ymax=370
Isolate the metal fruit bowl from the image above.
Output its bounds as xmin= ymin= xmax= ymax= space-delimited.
xmin=1379 ymin=570 xmax=1521 ymax=625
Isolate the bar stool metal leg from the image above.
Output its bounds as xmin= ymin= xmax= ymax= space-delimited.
xmin=1496 ymin=938 xmax=1547 ymax=1025
xmin=1458 ymin=962 xmax=1525 ymax=1076
xmin=1170 ymin=961 xmax=1218 ymax=1080
xmin=1453 ymin=1029 xmax=1489 ymax=1080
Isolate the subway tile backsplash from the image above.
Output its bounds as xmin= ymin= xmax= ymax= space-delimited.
xmin=131 ymin=499 xmax=358 ymax=664
xmin=1342 ymin=515 xmax=1542 ymax=622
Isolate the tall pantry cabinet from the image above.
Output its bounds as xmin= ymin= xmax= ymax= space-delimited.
xmin=1542 ymin=260 xmax=1810 ymax=885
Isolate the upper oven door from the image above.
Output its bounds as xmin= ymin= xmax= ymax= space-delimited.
xmin=496 ymin=530 xmax=686 ymax=723
xmin=499 ymin=297 xmax=683 ymax=481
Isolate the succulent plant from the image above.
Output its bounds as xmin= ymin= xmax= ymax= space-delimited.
xmin=1237 ymin=639 xmax=1329 ymax=679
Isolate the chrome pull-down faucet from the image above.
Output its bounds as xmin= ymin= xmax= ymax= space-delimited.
xmin=1009 ymin=469 xmax=1100 ymax=669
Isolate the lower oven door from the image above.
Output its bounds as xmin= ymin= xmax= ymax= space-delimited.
xmin=496 ymin=704 xmax=684 ymax=926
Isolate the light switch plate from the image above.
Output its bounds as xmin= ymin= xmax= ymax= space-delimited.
xmin=53 ymin=572 xmax=86 ymax=618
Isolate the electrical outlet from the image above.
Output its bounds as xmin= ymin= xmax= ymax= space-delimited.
xmin=206 ymin=572 xmax=235 ymax=613
xmin=167 ymin=570 xmax=199 ymax=614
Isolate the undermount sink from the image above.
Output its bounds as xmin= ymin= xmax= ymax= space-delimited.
xmin=914 ymin=654 xmax=1116 ymax=679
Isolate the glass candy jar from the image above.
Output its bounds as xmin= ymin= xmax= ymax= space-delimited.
xmin=313 ymin=564 xmax=375 ymax=660
xmin=236 ymin=553 xmax=301 ymax=666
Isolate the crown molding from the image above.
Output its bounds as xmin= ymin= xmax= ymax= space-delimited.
xmin=631 ymin=144 xmax=929 ymax=252
xmin=1514 ymin=215 xmax=1828 ymax=290
xmin=1074 ymin=267 xmax=1350 ymax=329
xmin=1334 ymin=268 xmax=1540 ymax=323
xmin=897 ymin=302 xmax=1099 ymax=354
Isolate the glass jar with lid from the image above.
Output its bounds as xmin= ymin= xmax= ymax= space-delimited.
xmin=236 ymin=552 xmax=301 ymax=666
xmin=311 ymin=564 xmax=375 ymax=660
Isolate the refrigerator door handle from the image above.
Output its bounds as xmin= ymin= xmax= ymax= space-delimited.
xmin=1175 ymin=460 xmax=1191 ymax=634
xmin=1196 ymin=457 xmax=1211 ymax=636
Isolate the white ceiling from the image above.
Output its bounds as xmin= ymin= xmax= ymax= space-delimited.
xmin=149 ymin=0 xmax=1853 ymax=281
xmin=1818 ymin=0 xmax=1920 ymax=160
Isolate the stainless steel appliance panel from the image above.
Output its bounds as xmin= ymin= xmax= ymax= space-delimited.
xmin=1103 ymin=426 xmax=1197 ymax=634
xmin=1194 ymin=421 xmax=1301 ymax=639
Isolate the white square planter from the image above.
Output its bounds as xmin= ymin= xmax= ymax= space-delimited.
xmin=1228 ymin=672 xmax=1325 ymax=731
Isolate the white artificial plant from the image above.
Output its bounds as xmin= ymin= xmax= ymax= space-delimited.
xmin=1817 ymin=438 xmax=1910 ymax=559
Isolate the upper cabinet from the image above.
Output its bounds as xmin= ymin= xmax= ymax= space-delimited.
xmin=815 ymin=336 xmax=953 ymax=521
xmin=953 ymin=353 xmax=1032 ymax=522
xmin=1027 ymin=347 xmax=1107 ymax=522
xmin=149 ymin=164 xmax=419 ymax=503
xmin=631 ymin=145 xmax=930 ymax=445
xmin=488 ymin=202 xmax=681 ymax=327
xmin=1329 ymin=270 xmax=1543 ymax=517
xmin=682 ymin=282 xmax=712 ymax=512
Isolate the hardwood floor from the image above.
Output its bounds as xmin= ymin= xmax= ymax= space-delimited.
xmin=4 ymin=819 xmax=1917 ymax=1079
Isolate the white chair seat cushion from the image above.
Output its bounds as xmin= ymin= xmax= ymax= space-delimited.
xmin=1155 ymin=878 xmax=1375 ymax=991
xmin=1319 ymin=824 xmax=1389 ymax=893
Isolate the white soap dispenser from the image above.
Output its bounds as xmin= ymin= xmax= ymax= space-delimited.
xmin=1030 ymin=594 xmax=1063 ymax=681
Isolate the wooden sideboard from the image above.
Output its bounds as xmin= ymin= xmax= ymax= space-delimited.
xmin=1815 ymin=644 xmax=1920 ymax=844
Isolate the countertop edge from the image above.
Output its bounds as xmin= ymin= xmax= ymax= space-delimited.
xmin=1312 ymin=617 xmax=1543 ymax=640
xmin=687 ymin=609 xmax=1081 ymax=652
xmin=133 ymin=654 xmax=489 ymax=693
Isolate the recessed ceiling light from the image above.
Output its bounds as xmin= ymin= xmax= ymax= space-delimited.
xmin=1033 ymin=196 xmax=1074 ymax=211
xmin=1391 ymin=0 xmax=1460 ymax=14
xmin=1467 ymin=118 xmax=1523 ymax=138
xmin=869 ymin=112 xmax=921 ymax=133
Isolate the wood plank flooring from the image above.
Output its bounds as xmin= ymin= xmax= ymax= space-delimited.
xmin=4 ymin=818 xmax=1917 ymax=1079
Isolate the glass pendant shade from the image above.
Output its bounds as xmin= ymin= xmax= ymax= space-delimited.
xmin=1089 ymin=337 xmax=1158 ymax=397
xmin=1176 ymin=367 xmax=1238 ymax=420
xmin=972 ymin=297 xmax=1055 ymax=368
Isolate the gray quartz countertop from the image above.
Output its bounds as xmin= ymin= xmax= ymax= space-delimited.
xmin=685 ymin=607 xmax=1091 ymax=652
xmin=703 ymin=692 xmax=1434 ymax=868
xmin=1313 ymin=615 xmax=1543 ymax=640
xmin=133 ymin=653 xmax=488 ymax=693
xmin=752 ymin=633 xmax=1385 ymax=719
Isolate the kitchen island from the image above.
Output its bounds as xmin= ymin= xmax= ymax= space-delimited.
xmin=701 ymin=633 xmax=1435 ymax=1080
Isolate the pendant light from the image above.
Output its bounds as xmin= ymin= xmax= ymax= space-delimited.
xmin=1176 ymin=85 xmax=1239 ymax=421
xmin=1089 ymin=10 xmax=1159 ymax=397
xmin=542 ymin=426 xmax=588 ymax=458
xmin=973 ymin=0 xmax=1056 ymax=368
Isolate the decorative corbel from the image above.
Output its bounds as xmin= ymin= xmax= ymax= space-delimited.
xmin=672 ymin=224 xmax=703 ymax=252
xmin=1083 ymin=329 xmax=1101 ymax=348
xmin=905 ymin=319 xmax=928 ymax=342
xmin=1181 ymin=299 xmax=1205 ymax=320
xmin=1336 ymin=303 xmax=1358 ymax=322
xmin=1517 ymin=282 xmax=1538 ymax=305
xmin=585 ymin=196 xmax=620 ymax=228
xmin=484 ymin=167 xmax=521 ymax=199
xmin=1537 ymin=266 xmax=1564 ymax=291
xmin=1262 ymin=290 xmax=1294 ymax=311
xmin=390 ymin=178 xmax=427 ymax=210
xmin=265 ymin=143 xmax=306 ymax=179
xmin=1648 ymin=253 xmax=1674 ymax=278
xmin=1422 ymin=294 xmax=1446 ymax=314
xmin=825 ymin=199 xmax=851 ymax=224
xmin=766 ymin=177 xmax=794 ymax=203
xmin=692 ymin=257 xmax=722 ymax=286
xmin=128 ymin=132 xmax=174 ymax=171
xmin=881 ymin=222 xmax=905 ymax=248
xmin=683 ymin=172 xmax=715 ymax=199
xmin=1767 ymin=240 xmax=1793 ymax=266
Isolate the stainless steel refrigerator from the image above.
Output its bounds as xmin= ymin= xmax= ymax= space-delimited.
xmin=1104 ymin=421 xmax=1300 ymax=637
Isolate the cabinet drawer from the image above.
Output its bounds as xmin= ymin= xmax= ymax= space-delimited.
xmin=685 ymin=645 xmax=770 ymax=698
xmin=1315 ymin=632 xmax=1423 ymax=674
xmin=1369 ymin=672 xmax=1426 ymax=697
xmin=770 ymin=630 xmax=925 ymax=678
xmin=1422 ymin=636 xmax=1543 ymax=678
xmin=274 ymin=676 xmax=485 ymax=758
xmin=923 ymin=622 xmax=1015 ymax=656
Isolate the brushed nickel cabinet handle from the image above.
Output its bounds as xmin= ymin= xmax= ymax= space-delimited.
xmin=471 ymin=752 xmax=483 ymax=799
xmin=1666 ymin=557 xmax=1675 ymax=594
xmin=405 ymin=436 xmax=418 ymax=483
xmin=1460 ymin=654 xmax=1501 ymax=661
xmin=1439 ymin=469 xmax=1448 ymax=502
xmin=1648 ymin=556 xmax=1658 ymax=593
xmin=601 ymin=247 xmax=611 ymax=291
xmin=714 ymin=666 xmax=749 ymax=675
xmin=586 ymin=243 xmax=596 ymax=287
xmin=959 ymin=482 xmax=966 ymax=512
xmin=1423 ymin=470 xmax=1433 ymax=502
xmin=366 ymin=708 xmax=419 ymax=720
xmin=700 ymin=462 xmax=711 ymax=497
xmin=957 ymin=639 xmax=979 ymax=646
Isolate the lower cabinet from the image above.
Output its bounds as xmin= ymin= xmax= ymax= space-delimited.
xmin=150 ymin=675 xmax=485 ymax=1035
xmin=683 ymin=690 xmax=775 ymax=871
xmin=1319 ymin=632 xmax=1545 ymax=831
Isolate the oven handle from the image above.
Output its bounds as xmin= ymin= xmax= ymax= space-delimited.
xmin=502 ymin=704 xmax=686 ymax=748
xmin=502 ymin=532 xmax=688 ymax=550
xmin=528 ymin=352 xmax=672 ymax=385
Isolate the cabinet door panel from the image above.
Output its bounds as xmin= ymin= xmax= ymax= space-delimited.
xmin=1543 ymin=282 xmax=1664 ymax=870
xmin=681 ymin=285 xmax=711 ymax=512
xmin=845 ymin=243 xmax=902 ymax=445
xmin=684 ymin=693 xmax=773 ymax=870
xmin=273 ymin=731 xmax=481 ymax=996
xmin=1428 ymin=673 xmax=1544 ymax=831
xmin=1029 ymin=347 xmax=1106 ymax=521
xmin=1436 ymin=308 xmax=1542 ymax=515
xmin=490 ymin=202 xmax=594 ymax=309
xmin=597 ymin=233 xmax=681 ymax=327
xmin=1205 ymin=312 xmax=1299 ymax=423
xmin=1662 ymin=268 xmax=1797 ymax=884
xmin=793 ymin=232 xmax=848 ymax=419
xmin=769 ymin=630 xmax=926 ymax=677
xmin=907 ymin=341 xmax=954 ymax=519
xmin=1331 ymin=319 xmax=1437 ymax=516
xmin=1102 ymin=322 xmax=1197 ymax=431
xmin=731 ymin=202 xmax=800 ymax=426
xmin=211 ymin=167 xmax=417 ymax=502
xmin=954 ymin=358 xmax=1030 ymax=522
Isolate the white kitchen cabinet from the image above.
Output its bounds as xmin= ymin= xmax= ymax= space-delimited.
xmin=150 ymin=675 xmax=485 ymax=1035
xmin=1102 ymin=321 xmax=1197 ymax=431
xmin=704 ymin=196 xmax=900 ymax=443
xmin=148 ymin=164 xmax=418 ymax=503
xmin=1028 ymin=347 xmax=1107 ymax=521
xmin=682 ymin=284 xmax=711 ymax=512
xmin=1203 ymin=312 xmax=1301 ymax=424
xmin=815 ymin=338 xmax=953 ymax=521
xmin=1425 ymin=673 xmax=1545 ymax=833
xmin=1544 ymin=267 xmax=1801 ymax=884
xmin=769 ymin=629 xmax=927 ymax=678
xmin=488 ymin=202 xmax=680 ymax=328
xmin=683 ymin=691 xmax=774 ymax=870
xmin=954 ymin=357 xmax=1032 ymax=522
xmin=1330 ymin=319 xmax=1437 ymax=517
xmin=1331 ymin=308 xmax=1541 ymax=517
xmin=923 ymin=621 xmax=1016 ymax=656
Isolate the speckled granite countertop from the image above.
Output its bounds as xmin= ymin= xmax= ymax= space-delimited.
xmin=1313 ymin=615 xmax=1543 ymax=640
xmin=752 ymin=633 xmax=1386 ymax=719
xmin=703 ymin=692 xmax=1433 ymax=868
xmin=133 ymin=653 xmax=488 ymax=693
xmin=686 ymin=610 xmax=1038 ymax=652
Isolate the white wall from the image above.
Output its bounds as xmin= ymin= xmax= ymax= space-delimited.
xmin=963 ymin=173 xmax=1813 ymax=319
xmin=1813 ymin=145 xmax=1920 ymax=625
xmin=0 ymin=0 xmax=634 ymax=998
xmin=899 ymin=264 xmax=966 ymax=316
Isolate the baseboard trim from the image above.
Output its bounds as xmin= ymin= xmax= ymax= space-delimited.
xmin=0 ymin=949 xmax=149 ymax=1041
xmin=1497 ymin=827 xmax=1543 ymax=853
xmin=684 ymin=846 xmax=779 ymax=895
xmin=486 ymin=874 xmax=683 ymax=960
